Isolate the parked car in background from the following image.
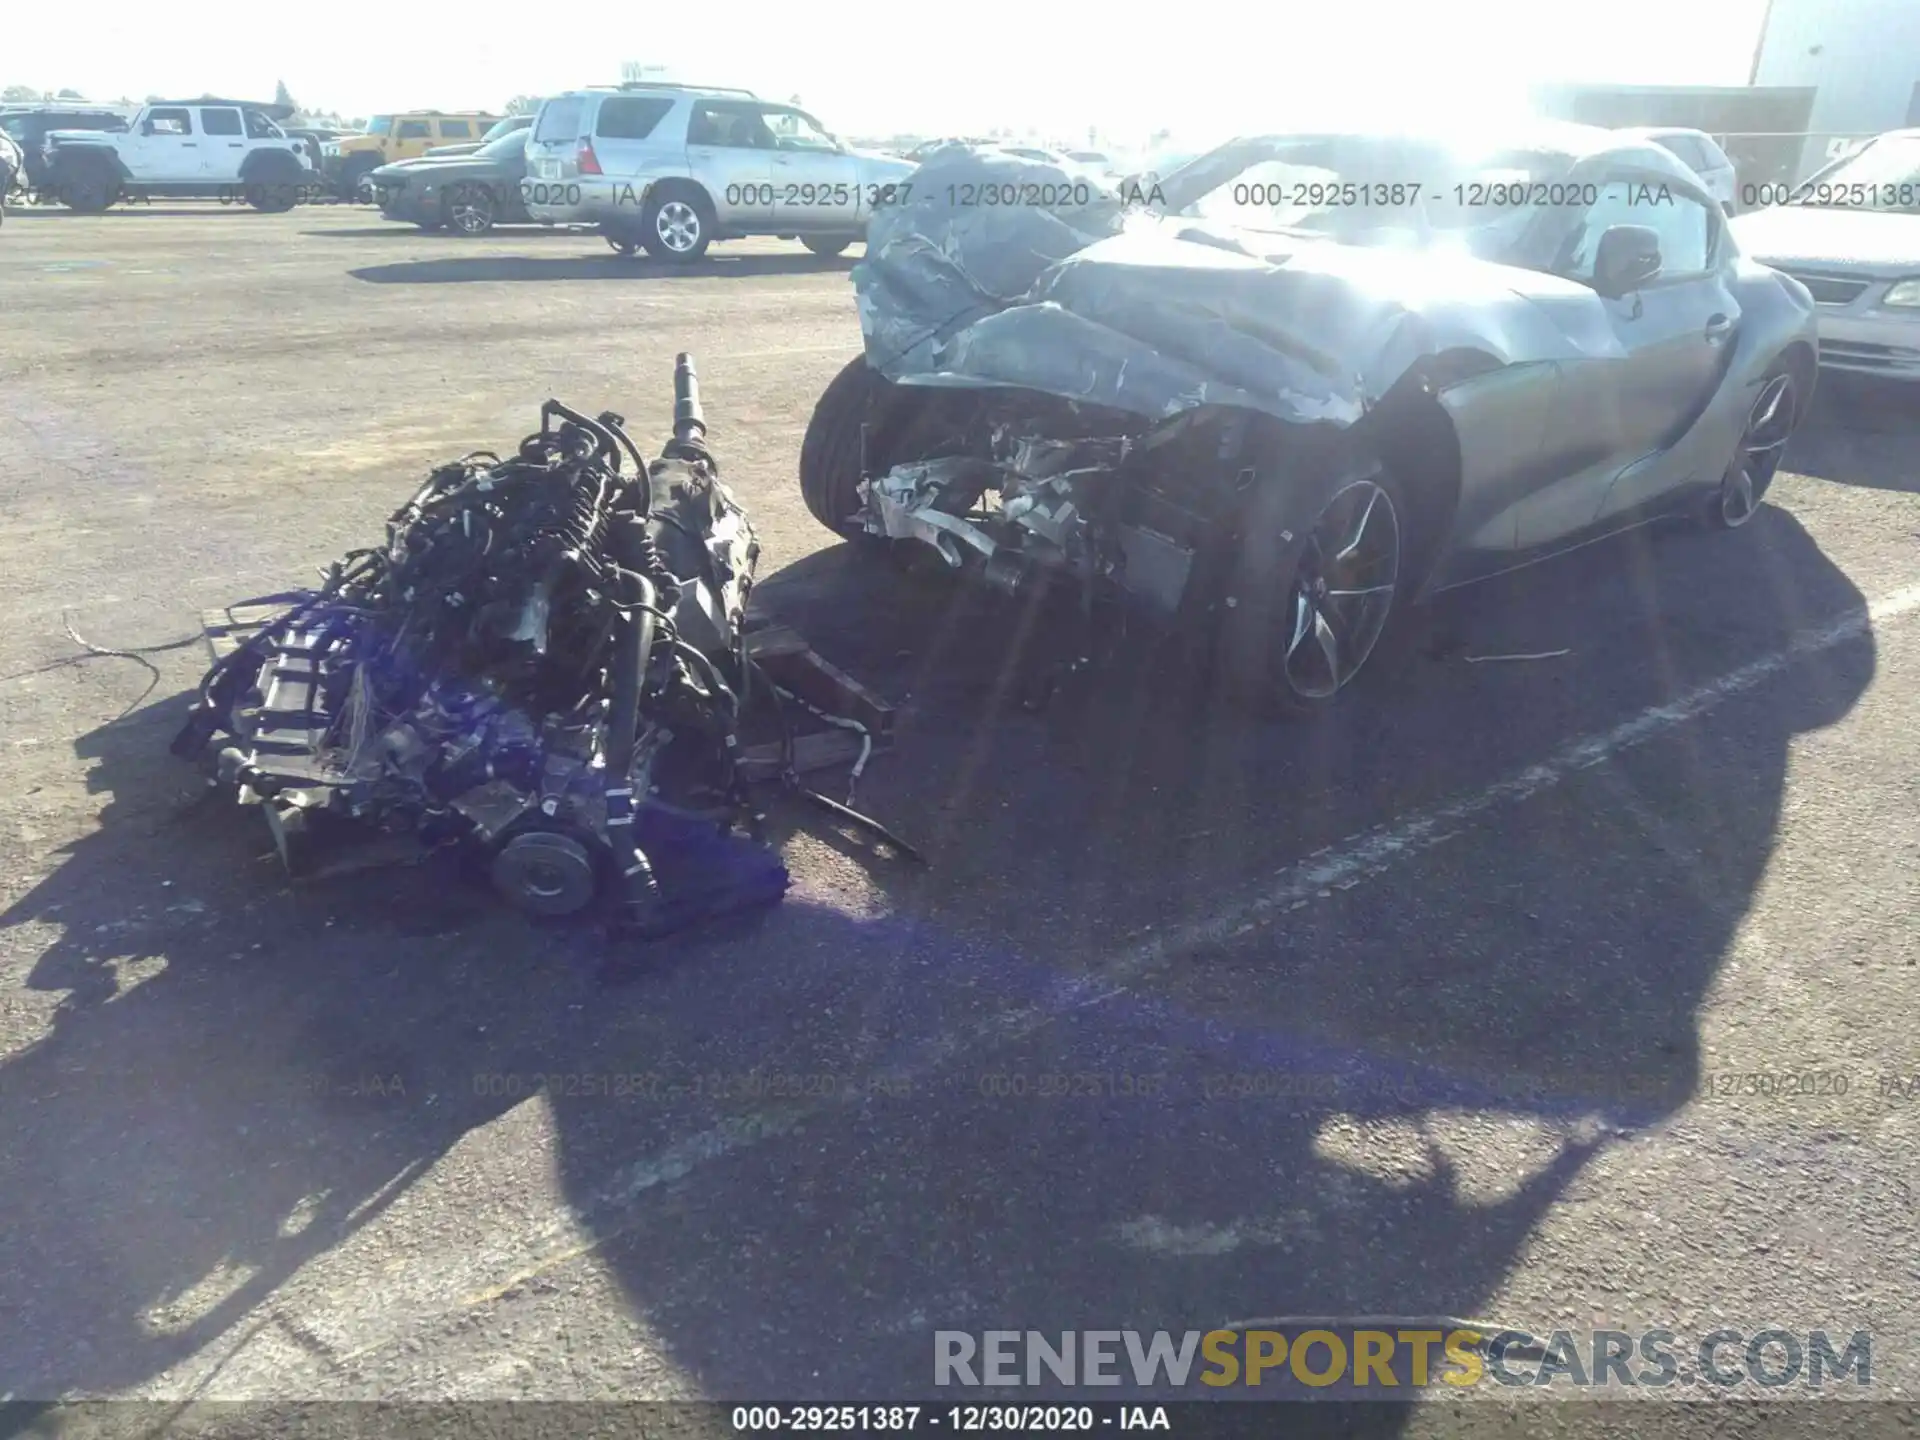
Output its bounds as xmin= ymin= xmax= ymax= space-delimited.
xmin=0 ymin=128 xmax=21 ymax=222
xmin=1620 ymin=127 xmax=1738 ymax=213
xmin=323 ymin=111 xmax=503 ymax=199
xmin=284 ymin=126 xmax=349 ymax=173
xmin=904 ymin=136 xmax=993 ymax=161
xmin=43 ymin=99 xmax=313 ymax=211
xmin=0 ymin=106 xmax=129 ymax=193
xmin=372 ymin=128 xmax=531 ymax=235
xmin=1730 ymin=127 xmax=1920 ymax=380
xmin=521 ymin=82 xmax=915 ymax=260
xmin=424 ymin=114 xmax=532 ymax=158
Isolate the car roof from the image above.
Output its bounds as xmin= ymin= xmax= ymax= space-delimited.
xmin=1622 ymin=125 xmax=1712 ymax=140
xmin=1217 ymin=120 xmax=1680 ymax=172
xmin=552 ymin=83 xmax=758 ymax=101
xmin=152 ymin=98 xmax=292 ymax=116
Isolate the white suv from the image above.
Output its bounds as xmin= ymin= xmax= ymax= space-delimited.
xmin=522 ymin=83 xmax=916 ymax=260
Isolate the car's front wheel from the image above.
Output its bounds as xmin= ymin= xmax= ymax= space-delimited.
xmin=1707 ymin=363 xmax=1798 ymax=530
xmin=799 ymin=355 xmax=885 ymax=534
xmin=245 ymin=181 xmax=300 ymax=213
xmin=56 ymin=161 xmax=119 ymax=213
xmin=445 ymin=184 xmax=496 ymax=236
xmin=1218 ymin=460 xmax=1408 ymax=714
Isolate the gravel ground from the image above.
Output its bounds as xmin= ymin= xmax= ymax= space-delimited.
xmin=2 ymin=204 xmax=1919 ymax=1435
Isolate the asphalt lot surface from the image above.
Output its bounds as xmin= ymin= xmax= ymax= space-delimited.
xmin=3 ymin=204 xmax=1920 ymax=1432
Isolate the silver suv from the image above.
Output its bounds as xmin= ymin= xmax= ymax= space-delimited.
xmin=521 ymin=83 xmax=916 ymax=260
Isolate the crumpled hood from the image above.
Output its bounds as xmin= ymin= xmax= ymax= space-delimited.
xmin=1731 ymin=205 xmax=1920 ymax=274
xmin=853 ymin=149 xmax=1546 ymax=428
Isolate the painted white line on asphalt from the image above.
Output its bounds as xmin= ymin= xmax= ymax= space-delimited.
xmin=285 ymin=581 xmax=1920 ymax=1360
xmin=1112 ymin=580 xmax=1920 ymax=978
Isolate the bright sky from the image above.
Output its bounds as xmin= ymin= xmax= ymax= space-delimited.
xmin=11 ymin=0 xmax=1770 ymax=145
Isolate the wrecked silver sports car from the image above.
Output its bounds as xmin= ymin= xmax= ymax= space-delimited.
xmin=800 ymin=124 xmax=1820 ymax=709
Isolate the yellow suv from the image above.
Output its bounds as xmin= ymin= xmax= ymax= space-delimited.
xmin=324 ymin=111 xmax=502 ymax=198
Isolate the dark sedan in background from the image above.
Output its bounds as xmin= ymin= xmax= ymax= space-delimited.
xmin=371 ymin=128 xmax=529 ymax=235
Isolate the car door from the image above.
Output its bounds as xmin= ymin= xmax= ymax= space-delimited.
xmin=1585 ymin=184 xmax=1741 ymax=523
xmin=686 ymin=101 xmax=773 ymax=230
xmin=135 ymin=106 xmax=198 ymax=181
xmin=395 ymin=118 xmax=433 ymax=160
xmin=757 ymin=104 xmax=860 ymax=233
xmin=1513 ymin=174 xmax=1736 ymax=547
xmin=197 ymin=107 xmax=247 ymax=182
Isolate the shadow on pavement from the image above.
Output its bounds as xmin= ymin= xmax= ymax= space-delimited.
xmin=347 ymin=253 xmax=858 ymax=285
xmin=1785 ymin=372 xmax=1920 ymax=492
xmin=0 ymin=505 xmax=1873 ymax=1419
xmin=299 ymin=226 xmax=596 ymax=241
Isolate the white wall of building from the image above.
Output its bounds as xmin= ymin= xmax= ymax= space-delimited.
xmin=1753 ymin=0 xmax=1920 ymax=176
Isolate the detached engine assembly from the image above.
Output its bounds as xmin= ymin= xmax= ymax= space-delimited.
xmin=174 ymin=356 xmax=908 ymax=935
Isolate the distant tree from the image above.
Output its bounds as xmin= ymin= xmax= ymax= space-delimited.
xmin=505 ymin=94 xmax=542 ymax=116
xmin=274 ymin=79 xmax=297 ymax=111
xmin=1 ymin=85 xmax=39 ymax=102
xmin=56 ymin=88 xmax=83 ymax=99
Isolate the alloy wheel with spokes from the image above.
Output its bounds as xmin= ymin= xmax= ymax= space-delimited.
xmin=1280 ymin=477 xmax=1403 ymax=701
xmin=655 ymin=201 xmax=702 ymax=254
xmin=1716 ymin=371 xmax=1795 ymax=529
xmin=447 ymin=186 xmax=495 ymax=236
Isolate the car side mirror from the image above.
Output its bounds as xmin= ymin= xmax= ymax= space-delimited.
xmin=1593 ymin=224 xmax=1662 ymax=298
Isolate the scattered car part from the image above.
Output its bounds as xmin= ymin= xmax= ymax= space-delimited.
xmin=803 ymin=131 xmax=1818 ymax=711
xmin=174 ymin=356 xmax=914 ymax=934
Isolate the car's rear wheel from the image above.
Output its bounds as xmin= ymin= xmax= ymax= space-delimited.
xmin=802 ymin=235 xmax=854 ymax=257
xmin=445 ymin=184 xmax=496 ymax=236
xmin=606 ymin=233 xmax=639 ymax=258
xmin=1218 ymin=460 xmax=1407 ymax=714
xmin=641 ymin=186 xmax=713 ymax=261
xmin=1708 ymin=364 xmax=1798 ymax=530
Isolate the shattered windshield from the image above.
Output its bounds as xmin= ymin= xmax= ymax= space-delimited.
xmin=1793 ymin=134 xmax=1920 ymax=212
xmin=1172 ymin=134 xmax=1579 ymax=257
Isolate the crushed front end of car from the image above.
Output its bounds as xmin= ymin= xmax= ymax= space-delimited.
xmin=806 ymin=144 xmax=1480 ymax=704
xmin=175 ymin=356 xmax=915 ymax=935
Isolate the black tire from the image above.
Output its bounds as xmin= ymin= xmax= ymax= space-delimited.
xmin=640 ymin=184 xmax=714 ymax=261
xmin=800 ymin=355 xmax=886 ymax=534
xmin=340 ymin=155 xmax=381 ymax=203
xmin=1215 ymin=448 xmax=1410 ymax=715
xmin=606 ymin=234 xmax=640 ymax=258
xmin=802 ymin=235 xmax=853 ymax=257
xmin=1703 ymin=358 xmax=1800 ymax=531
xmin=443 ymin=184 xmax=496 ymax=236
xmin=56 ymin=161 xmax=118 ymax=213
xmin=415 ymin=219 xmax=444 ymax=232
xmin=246 ymin=180 xmax=299 ymax=213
